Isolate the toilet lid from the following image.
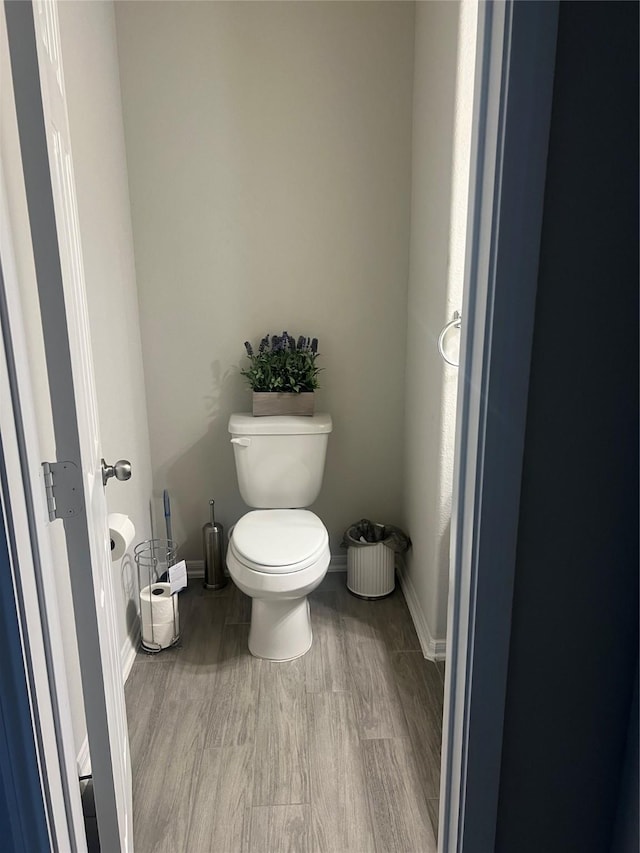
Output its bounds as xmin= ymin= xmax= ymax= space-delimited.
xmin=232 ymin=510 xmax=328 ymax=573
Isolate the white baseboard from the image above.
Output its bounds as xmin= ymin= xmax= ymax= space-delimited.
xmin=396 ymin=559 xmax=446 ymax=661
xmin=187 ymin=559 xmax=205 ymax=578
xmin=188 ymin=554 xmax=347 ymax=577
xmin=327 ymin=554 xmax=347 ymax=572
xmin=77 ymin=735 xmax=90 ymax=777
xmin=121 ymin=633 xmax=139 ymax=683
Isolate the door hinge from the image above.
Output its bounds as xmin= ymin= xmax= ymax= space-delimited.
xmin=42 ymin=461 xmax=83 ymax=522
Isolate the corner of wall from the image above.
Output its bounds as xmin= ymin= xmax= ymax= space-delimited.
xmin=401 ymin=0 xmax=477 ymax=652
xmin=397 ymin=556 xmax=446 ymax=660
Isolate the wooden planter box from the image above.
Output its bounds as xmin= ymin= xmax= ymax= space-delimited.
xmin=252 ymin=392 xmax=315 ymax=417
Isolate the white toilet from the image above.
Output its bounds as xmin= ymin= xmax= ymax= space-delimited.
xmin=226 ymin=412 xmax=333 ymax=661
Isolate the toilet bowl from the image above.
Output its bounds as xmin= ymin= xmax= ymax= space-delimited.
xmin=227 ymin=509 xmax=330 ymax=660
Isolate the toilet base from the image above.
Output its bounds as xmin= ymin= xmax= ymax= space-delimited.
xmin=248 ymin=596 xmax=312 ymax=661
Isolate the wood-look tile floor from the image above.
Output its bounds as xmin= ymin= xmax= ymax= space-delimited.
xmin=125 ymin=574 xmax=444 ymax=853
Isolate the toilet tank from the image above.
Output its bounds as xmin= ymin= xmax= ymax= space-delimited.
xmin=229 ymin=413 xmax=332 ymax=508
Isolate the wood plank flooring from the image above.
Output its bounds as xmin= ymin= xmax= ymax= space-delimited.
xmin=125 ymin=574 xmax=444 ymax=853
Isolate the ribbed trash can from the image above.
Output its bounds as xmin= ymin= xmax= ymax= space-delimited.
xmin=345 ymin=525 xmax=395 ymax=599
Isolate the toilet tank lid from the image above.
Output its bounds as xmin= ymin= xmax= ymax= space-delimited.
xmin=228 ymin=413 xmax=332 ymax=435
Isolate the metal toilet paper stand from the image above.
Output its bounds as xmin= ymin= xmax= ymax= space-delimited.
xmin=134 ymin=538 xmax=181 ymax=653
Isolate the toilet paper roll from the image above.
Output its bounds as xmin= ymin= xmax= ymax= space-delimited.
xmin=140 ymin=582 xmax=177 ymax=624
xmin=141 ymin=619 xmax=178 ymax=650
xmin=140 ymin=583 xmax=179 ymax=649
xmin=109 ymin=513 xmax=136 ymax=562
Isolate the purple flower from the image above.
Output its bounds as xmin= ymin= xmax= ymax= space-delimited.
xmin=241 ymin=331 xmax=321 ymax=393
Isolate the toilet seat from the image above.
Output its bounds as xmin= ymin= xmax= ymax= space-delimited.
xmin=231 ymin=509 xmax=328 ymax=574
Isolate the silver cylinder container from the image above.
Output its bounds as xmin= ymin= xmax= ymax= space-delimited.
xmin=203 ymin=499 xmax=227 ymax=590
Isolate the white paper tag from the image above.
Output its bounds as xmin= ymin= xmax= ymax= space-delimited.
xmin=169 ymin=559 xmax=188 ymax=594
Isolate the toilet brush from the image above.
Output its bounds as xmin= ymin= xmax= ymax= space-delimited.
xmin=203 ymin=499 xmax=227 ymax=590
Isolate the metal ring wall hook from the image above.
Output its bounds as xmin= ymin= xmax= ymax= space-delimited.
xmin=437 ymin=311 xmax=462 ymax=367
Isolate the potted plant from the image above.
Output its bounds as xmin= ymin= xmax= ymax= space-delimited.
xmin=241 ymin=331 xmax=321 ymax=416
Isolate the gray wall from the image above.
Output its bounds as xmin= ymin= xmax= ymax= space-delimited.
xmin=495 ymin=3 xmax=638 ymax=851
xmin=115 ymin=1 xmax=415 ymax=558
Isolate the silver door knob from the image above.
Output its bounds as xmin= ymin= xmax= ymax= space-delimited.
xmin=101 ymin=458 xmax=132 ymax=486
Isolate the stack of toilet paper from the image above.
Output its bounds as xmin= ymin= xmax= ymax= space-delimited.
xmin=140 ymin=583 xmax=179 ymax=650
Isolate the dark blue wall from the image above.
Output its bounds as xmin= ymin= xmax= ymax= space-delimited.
xmin=0 ymin=484 xmax=50 ymax=852
xmin=495 ymin=3 xmax=639 ymax=852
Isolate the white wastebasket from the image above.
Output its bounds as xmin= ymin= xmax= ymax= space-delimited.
xmin=346 ymin=533 xmax=395 ymax=599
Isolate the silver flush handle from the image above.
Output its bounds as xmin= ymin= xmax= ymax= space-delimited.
xmin=230 ymin=437 xmax=251 ymax=447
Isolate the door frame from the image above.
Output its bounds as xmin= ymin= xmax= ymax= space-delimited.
xmin=440 ymin=2 xmax=559 ymax=851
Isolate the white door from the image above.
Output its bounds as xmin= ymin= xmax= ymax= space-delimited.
xmin=5 ymin=1 xmax=132 ymax=849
